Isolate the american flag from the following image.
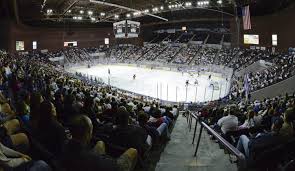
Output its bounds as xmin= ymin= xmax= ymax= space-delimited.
xmin=242 ymin=5 xmax=252 ymax=30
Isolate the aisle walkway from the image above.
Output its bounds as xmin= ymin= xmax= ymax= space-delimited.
xmin=155 ymin=115 xmax=237 ymax=171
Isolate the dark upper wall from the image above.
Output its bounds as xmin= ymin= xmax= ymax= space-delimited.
xmin=141 ymin=20 xmax=231 ymax=42
xmin=1 ymin=0 xmax=115 ymax=53
xmin=0 ymin=0 xmax=11 ymax=51
xmin=0 ymin=20 xmax=10 ymax=51
xmin=6 ymin=22 xmax=114 ymax=53
xmin=233 ymin=4 xmax=295 ymax=51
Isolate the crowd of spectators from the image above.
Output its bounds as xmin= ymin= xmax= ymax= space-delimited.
xmin=197 ymin=92 xmax=295 ymax=169
xmin=247 ymin=53 xmax=295 ymax=92
xmin=63 ymin=48 xmax=93 ymax=64
xmin=0 ymin=50 xmax=177 ymax=171
xmin=228 ymin=49 xmax=272 ymax=70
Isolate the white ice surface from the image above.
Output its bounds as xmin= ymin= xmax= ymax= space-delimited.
xmin=68 ymin=64 xmax=230 ymax=102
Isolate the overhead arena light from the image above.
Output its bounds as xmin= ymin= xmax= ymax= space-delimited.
xmin=77 ymin=16 xmax=83 ymax=20
xmin=46 ymin=9 xmax=53 ymax=15
xmin=88 ymin=10 xmax=93 ymax=15
xmin=114 ymin=14 xmax=119 ymax=19
xmin=79 ymin=10 xmax=84 ymax=14
xmin=133 ymin=11 xmax=141 ymax=16
xmin=90 ymin=17 xmax=96 ymax=21
xmin=144 ymin=9 xmax=149 ymax=13
xmin=217 ymin=0 xmax=222 ymax=5
xmin=197 ymin=1 xmax=210 ymax=7
xmin=100 ymin=12 xmax=105 ymax=16
xmin=169 ymin=4 xmax=181 ymax=9
xmin=126 ymin=13 xmax=131 ymax=18
xmin=160 ymin=6 xmax=164 ymax=10
xmin=67 ymin=10 xmax=72 ymax=13
xmin=152 ymin=7 xmax=158 ymax=12
xmin=185 ymin=2 xmax=192 ymax=7
xmin=73 ymin=16 xmax=77 ymax=20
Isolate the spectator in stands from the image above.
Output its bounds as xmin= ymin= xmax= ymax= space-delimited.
xmin=279 ymin=108 xmax=294 ymax=137
xmin=15 ymin=101 xmax=30 ymax=125
xmin=162 ymin=106 xmax=175 ymax=120
xmin=81 ymin=95 xmax=100 ymax=130
xmin=62 ymin=115 xmax=137 ymax=171
xmin=253 ymin=110 xmax=263 ymax=127
xmin=53 ymin=91 xmax=65 ymax=123
xmin=100 ymin=102 xmax=117 ymax=123
xmin=29 ymin=92 xmax=43 ymax=129
xmin=217 ymin=106 xmax=239 ymax=134
xmin=148 ymin=109 xmax=171 ymax=128
xmin=111 ymin=106 xmax=149 ymax=156
xmin=34 ymin=100 xmax=67 ymax=156
xmin=0 ymin=142 xmax=51 ymax=170
xmin=0 ymin=93 xmax=15 ymax=118
xmin=63 ymin=94 xmax=79 ymax=122
xmin=239 ymin=110 xmax=255 ymax=129
xmin=236 ymin=118 xmax=288 ymax=158
xmin=138 ymin=111 xmax=170 ymax=142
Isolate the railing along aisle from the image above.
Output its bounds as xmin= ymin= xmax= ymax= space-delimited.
xmin=187 ymin=111 xmax=246 ymax=170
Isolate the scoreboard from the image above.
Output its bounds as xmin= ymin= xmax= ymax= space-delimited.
xmin=113 ymin=20 xmax=140 ymax=38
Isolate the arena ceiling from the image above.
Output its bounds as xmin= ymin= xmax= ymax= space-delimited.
xmin=8 ymin=0 xmax=295 ymax=26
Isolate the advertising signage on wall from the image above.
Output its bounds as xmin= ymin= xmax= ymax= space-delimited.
xmin=16 ymin=41 xmax=25 ymax=51
xmin=244 ymin=34 xmax=259 ymax=45
xmin=64 ymin=41 xmax=77 ymax=47
xmin=272 ymin=34 xmax=278 ymax=46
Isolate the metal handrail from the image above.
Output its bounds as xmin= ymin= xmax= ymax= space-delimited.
xmin=201 ymin=121 xmax=246 ymax=160
xmin=189 ymin=112 xmax=246 ymax=170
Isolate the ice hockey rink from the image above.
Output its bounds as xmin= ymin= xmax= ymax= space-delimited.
xmin=68 ymin=64 xmax=231 ymax=103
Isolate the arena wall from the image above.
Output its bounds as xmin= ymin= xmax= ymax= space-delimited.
xmin=6 ymin=22 xmax=114 ymax=53
xmin=234 ymin=4 xmax=295 ymax=50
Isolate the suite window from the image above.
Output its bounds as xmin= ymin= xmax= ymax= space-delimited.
xmin=16 ymin=41 xmax=25 ymax=51
xmin=33 ymin=41 xmax=37 ymax=50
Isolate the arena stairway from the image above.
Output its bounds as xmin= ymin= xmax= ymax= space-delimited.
xmin=188 ymin=46 xmax=203 ymax=65
xmin=168 ymin=46 xmax=185 ymax=64
xmin=154 ymin=115 xmax=237 ymax=171
xmin=136 ymin=45 xmax=160 ymax=62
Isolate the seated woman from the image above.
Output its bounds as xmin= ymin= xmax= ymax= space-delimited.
xmin=34 ymin=100 xmax=67 ymax=156
xmin=279 ymin=108 xmax=294 ymax=137
xmin=239 ymin=110 xmax=256 ymax=129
